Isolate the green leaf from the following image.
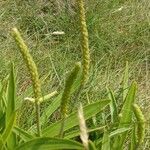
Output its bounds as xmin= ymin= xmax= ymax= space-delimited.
xmin=0 ymin=75 xmax=8 ymax=112
xmin=2 ymin=112 xmax=16 ymax=143
xmin=109 ymin=127 xmax=131 ymax=138
xmin=107 ymin=87 xmax=118 ymax=124
xmin=64 ymin=126 xmax=105 ymax=139
xmin=0 ymin=135 xmax=4 ymax=150
xmin=6 ymin=63 xmax=16 ymax=123
xmin=42 ymin=99 xmax=110 ymax=137
xmin=0 ymin=113 xmax=5 ymax=134
xmin=13 ymin=126 xmax=34 ymax=141
xmin=129 ymin=125 xmax=137 ymax=150
xmin=88 ymin=140 xmax=97 ymax=150
xmin=94 ymin=127 xmax=131 ymax=147
xmin=113 ymin=81 xmax=137 ymax=149
xmin=119 ymin=81 xmax=137 ymax=126
xmin=101 ymin=130 xmax=110 ymax=150
xmin=0 ymin=85 xmax=5 ymax=113
xmin=15 ymin=137 xmax=84 ymax=150
xmin=0 ymin=77 xmax=8 ymax=132
xmin=7 ymin=133 xmax=17 ymax=150
xmin=40 ymin=93 xmax=62 ymax=127
xmin=5 ymin=63 xmax=16 ymax=149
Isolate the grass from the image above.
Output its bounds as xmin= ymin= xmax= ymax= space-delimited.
xmin=0 ymin=0 xmax=150 ymax=149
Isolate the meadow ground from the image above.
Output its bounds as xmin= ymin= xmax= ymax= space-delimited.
xmin=0 ymin=0 xmax=150 ymax=149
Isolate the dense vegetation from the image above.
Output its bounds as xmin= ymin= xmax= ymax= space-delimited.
xmin=0 ymin=0 xmax=149 ymax=149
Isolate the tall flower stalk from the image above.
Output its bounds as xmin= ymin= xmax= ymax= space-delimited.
xmin=12 ymin=28 xmax=42 ymax=136
xmin=59 ymin=62 xmax=81 ymax=137
xmin=77 ymin=0 xmax=90 ymax=87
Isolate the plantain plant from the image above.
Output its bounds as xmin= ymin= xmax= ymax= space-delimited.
xmin=0 ymin=0 xmax=145 ymax=149
xmin=0 ymin=59 xmax=145 ymax=149
xmin=0 ymin=37 xmax=110 ymax=149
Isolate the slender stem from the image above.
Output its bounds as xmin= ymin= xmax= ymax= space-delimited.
xmin=35 ymin=102 xmax=41 ymax=136
xmin=59 ymin=118 xmax=65 ymax=138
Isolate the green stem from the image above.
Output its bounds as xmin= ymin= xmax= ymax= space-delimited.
xmin=35 ymin=102 xmax=41 ymax=136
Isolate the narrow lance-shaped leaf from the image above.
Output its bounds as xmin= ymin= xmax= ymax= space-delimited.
xmin=0 ymin=114 xmax=5 ymax=133
xmin=15 ymin=137 xmax=84 ymax=150
xmin=40 ymin=93 xmax=62 ymax=127
xmin=0 ymin=75 xmax=9 ymax=113
xmin=2 ymin=112 xmax=16 ymax=144
xmin=113 ymin=81 xmax=137 ymax=149
xmin=6 ymin=63 xmax=16 ymax=149
xmin=119 ymin=82 xmax=137 ymax=127
xmin=96 ymin=127 xmax=131 ymax=147
xmin=0 ymin=76 xmax=8 ymax=133
xmin=13 ymin=126 xmax=34 ymax=142
xmin=101 ymin=130 xmax=110 ymax=150
xmin=88 ymin=140 xmax=97 ymax=150
xmin=109 ymin=127 xmax=131 ymax=138
xmin=64 ymin=126 xmax=105 ymax=139
xmin=129 ymin=124 xmax=137 ymax=150
xmin=107 ymin=87 xmax=118 ymax=124
xmin=42 ymin=99 xmax=110 ymax=137
xmin=6 ymin=63 xmax=16 ymax=125
xmin=0 ymin=135 xmax=4 ymax=150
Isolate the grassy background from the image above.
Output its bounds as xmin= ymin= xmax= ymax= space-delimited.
xmin=0 ymin=0 xmax=150 ymax=148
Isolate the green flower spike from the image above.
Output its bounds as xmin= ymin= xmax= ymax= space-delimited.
xmin=59 ymin=62 xmax=81 ymax=137
xmin=133 ymin=103 xmax=145 ymax=145
xmin=77 ymin=0 xmax=90 ymax=86
xmin=12 ymin=28 xmax=41 ymax=136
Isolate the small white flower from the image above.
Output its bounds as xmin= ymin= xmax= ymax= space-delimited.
xmin=112 ymin=6 xmax=124 ymax=13
xmin=51 ymin=31 xmax=65 ymax=35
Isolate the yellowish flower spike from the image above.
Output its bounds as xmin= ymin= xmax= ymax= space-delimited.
xmin=133 ymin=103 xmax=145 ymax=144
xmin=11 ymin=28 xmax=41 ymax=100
xmin=11 ymin=28 xmax=41 ymax=136
xmin=59 ymin=62 xmax=81 ymax=137
xmin=77 ymin=0 xmax=90 ymax=86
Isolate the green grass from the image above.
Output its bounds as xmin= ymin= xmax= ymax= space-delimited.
xmin=0 ymin=0 xmax=150 ymax=149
